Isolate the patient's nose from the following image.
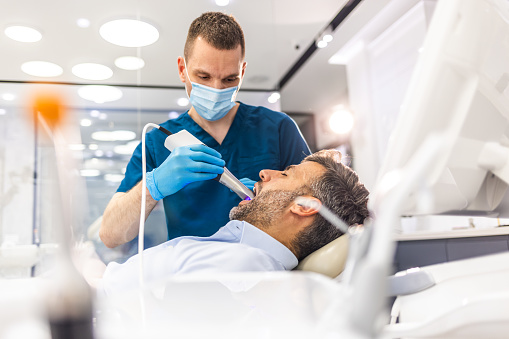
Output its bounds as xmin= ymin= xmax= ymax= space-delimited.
xmin=259 ymin=169 xmax=280 ymax=182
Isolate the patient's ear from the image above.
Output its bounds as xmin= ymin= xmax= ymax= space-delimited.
xmin=291 ymin=196 xmax=321 ymax=217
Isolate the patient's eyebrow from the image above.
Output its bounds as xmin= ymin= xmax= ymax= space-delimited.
xmin=284 ymin=165 xmax=296 ymax=172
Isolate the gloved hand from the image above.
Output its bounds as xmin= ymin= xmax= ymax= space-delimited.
xmin=146 ymin=144 xmax=225 ymax=200
xmin=239 ymin=178 xmax=256 ymax=191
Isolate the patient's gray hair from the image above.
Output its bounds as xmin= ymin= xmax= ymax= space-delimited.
xmin=291 ymin=150 xmax=370 ymax=260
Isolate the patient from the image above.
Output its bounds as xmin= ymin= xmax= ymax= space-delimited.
xmin=100 ymin=150 xmax=369 ymax=294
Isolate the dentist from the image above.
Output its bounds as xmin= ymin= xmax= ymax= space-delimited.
xmin=100 ymin=12 xmax=311 ymax=249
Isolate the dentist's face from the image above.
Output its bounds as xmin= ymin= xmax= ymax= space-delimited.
xmin=229 ymin=161 xmax=324 ymax=228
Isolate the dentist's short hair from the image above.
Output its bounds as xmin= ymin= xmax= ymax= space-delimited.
xmin=184 ymin=12 xmax=245 ymax=60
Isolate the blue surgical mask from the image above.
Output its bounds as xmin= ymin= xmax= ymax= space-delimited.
xmin=184 ymin=59 xmax=242 ymax=121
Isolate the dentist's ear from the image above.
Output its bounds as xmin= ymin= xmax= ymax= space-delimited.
xmin=291 ymin=196 xmax=321 ymax=217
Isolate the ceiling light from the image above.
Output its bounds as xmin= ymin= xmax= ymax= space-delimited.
xmin=322 ymin=34 xmax=333 ymax=43
xmin=80 ymin=169 xmax=101 ymax=177
xmin=216 ymin=0 xmax=230 ymax=6
xmin=2 ymin=93 xmax=15 ymax=101
xmin=72 ymin=63 xmax=113 ymax=81
xmin=92 ymin=130 xmax=136 ymax=142
xmin=78 ymin=85 xmax=123 ymax=103
xmin=168 ymin=111 xmax=180 ymax=119
xmin=89 ymin=144 xmax=98 ymax=150
xmin=21 ymin=61 xmax=63 ymax=77
xmin=316 ymin=40 xmax=328 ymax=49
xmin=76 ymin=18 xmax=90 ymax=28
xmin=329 ymin=108 xmax=354 ymax=134
xmin=114 ymin=140 xmax=139 ymax=155
xmin=115 ymin=56 xmax=145 ymax=70
xmin=68 ymin=144 xmax=86 ymax=151
xmin=268 ymin=92 xmax=280 ymax=104
xmin=104 ymin=173 xmax=125 ymax=183
xmin=80 ymin=119 xmax=92 ymax=127
xmin=4 ymin=25 xmax=42 ymax=42
xmin=90 ymin=110 xmax=100 ymax=117
xmin=100 ymin=19 xmax=159 ymax=47
xmin=177 ymin=97 xmax=189 ymax=107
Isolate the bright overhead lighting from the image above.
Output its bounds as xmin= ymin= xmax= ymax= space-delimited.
xmin=115 ymin=56 xmax=145 ymax=70
xmin=68 ymin=144 xmax=86 ymax=151
xmin=104 ymin=173 xmax=125 ymax=183
xmin=168 ymin=111 xmax=180 ymax=119
xmin=216 ymin=0 xmax=230 ymax=6
xmin=316 ymin=40 xmax=328 ymax=49
xmin=80 ymin=119 xmax=92 ymax=127
xmin=322 ymin=34 xmax=333 ymax=43
xmin=89 ymin=144 xmax=98 ymax=150
xmin=92 ymin=130 xmax=137 ymax=142
xmin=72 ymin=63 xmax=113 ymax=81
xmin=268 ymin=92 xmax=280 ymax=104
xmin=114 ymin=140 xmax=139 ymax=155
xmin=90 ymin=110 xmax=100 ymax=117
xmin=329 ymin=108 xmax=354 ymax=134
xmin=78 ymin=85 xmax=123 ymax=103
xmin=80 ymin=169 xmax=101 ymax=177
xmin=21 ymin=61 xmax=63 ymax=77
xmin=1 ymin=93 xmax=15 ymax=101
xmin=100 ymin=19 xmax=159 ymax=47
xmin=4 ymin=25 xmax=42 ymax=42
xmin=177 ymin=97 xmax=189 ymax=107
xmin=76 ymin=18 xmax=90 ymax=28
xmin=0 ymin=109 xmax=6 ymax=115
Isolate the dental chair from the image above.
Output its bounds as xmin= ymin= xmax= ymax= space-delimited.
xmin=294 ymin=233 xmax=349 ymax=279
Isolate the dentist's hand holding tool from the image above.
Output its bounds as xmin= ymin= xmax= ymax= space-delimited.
xmin=146 ymin=144 xmax=225 ymax=200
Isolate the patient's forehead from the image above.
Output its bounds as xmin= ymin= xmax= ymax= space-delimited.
xmin=293 ymin=161 xmax=325 ymax=183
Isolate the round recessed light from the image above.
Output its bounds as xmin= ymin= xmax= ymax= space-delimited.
xmin=100 ymin=19 xmax=159 ymax=47
xmin=115 ymin=56 xmax=145 ymax=70
xmin=329 ymin=109 xmax=354 ymax=134
xmin=21 ymin=61 xmax=63 ymax=77
xmin=78 ymin=85 xmax=123 ymax=103
xmin=216 ymin=0 xmax=230 ymax=6
xmin=268 ymin=92 xmax=280 ymax=104
xmin=104 ymin=173 xmax=125 ymax=182
xmin=4 ymin=25 xmax=42 ymax=42
xmin=76 ymin=18 xmax=90 ymax=28
xmin=80 ymin=169 xmax=101 ymax=177
xmin=92 ymin=130 xmax=136 ymax=141
xmin=316 ymin=40 xmax=328 ymax=49
xmin=80 ymin=119 xmax=92 ymax=127
xmin=2 ymin=93 xmax=15 ymax=101
xmin=177 ymin=97 xmax=189 ymax=107
xmin=72 ymin=63 xmax=113 ymax=81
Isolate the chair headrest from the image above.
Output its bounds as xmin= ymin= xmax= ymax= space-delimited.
xmin=294 ymin=233 xmax=349 ymax=278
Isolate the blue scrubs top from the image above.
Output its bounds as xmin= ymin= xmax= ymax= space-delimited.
xmin=117 ymin=102 xmax=311 ymax=240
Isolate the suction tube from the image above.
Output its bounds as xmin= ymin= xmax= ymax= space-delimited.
xmin=162 ymin=129 xmax=254 ymax=200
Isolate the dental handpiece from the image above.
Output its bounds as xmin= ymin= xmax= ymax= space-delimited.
xmin=160 ymin=128 xmax=255 ymax=200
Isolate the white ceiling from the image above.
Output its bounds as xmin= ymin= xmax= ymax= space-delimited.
xmin=0 ymin=0 xmax=392 ymax=115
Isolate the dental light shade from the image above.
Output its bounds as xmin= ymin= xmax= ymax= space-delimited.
xmin=32 ymin=92 xmax=94 ymax=339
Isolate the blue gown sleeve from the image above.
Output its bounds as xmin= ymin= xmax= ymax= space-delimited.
xmin=279 ymin=115 xmax=312 ymax=169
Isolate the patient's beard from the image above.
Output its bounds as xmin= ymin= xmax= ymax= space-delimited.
xmin=229 ymin=189 xmax=303 ymax=229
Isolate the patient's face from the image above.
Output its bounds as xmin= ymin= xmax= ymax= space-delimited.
xmin=229 ymin=161 xmax=324 ymax=228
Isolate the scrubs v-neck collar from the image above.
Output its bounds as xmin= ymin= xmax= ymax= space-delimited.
xmin=181 ymin=102 xmax=245 ymax=152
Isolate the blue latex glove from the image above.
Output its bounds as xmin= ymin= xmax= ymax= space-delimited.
xmin=146 ymin=144 xmax=225 ymax=200
xmin=239 ymin=178 xmax=256 ymax=191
